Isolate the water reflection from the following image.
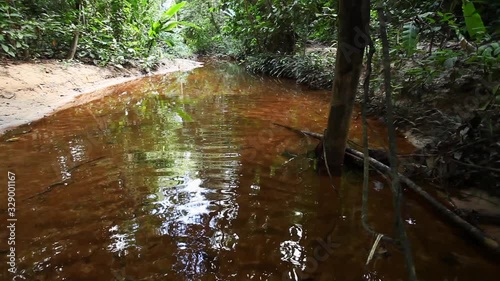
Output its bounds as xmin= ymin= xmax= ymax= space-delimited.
xmin=280 ymin=224 xmax=305 ymax=269
xmin=0 ymin=61 xmax=498 ymax=281
xmin=107 ymin=224 xmax=138 ymax=257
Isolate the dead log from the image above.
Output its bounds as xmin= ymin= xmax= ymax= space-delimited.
xmin=273 ymin=123 xmax=500 ymax=255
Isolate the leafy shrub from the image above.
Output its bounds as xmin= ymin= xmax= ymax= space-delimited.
xmin=0 ymin=0 xmax=195 ymax=68
xmin=0 ymin=3 xmax=72 ymax=59
xmin=245 ymin=52 xmax=335 ymax=89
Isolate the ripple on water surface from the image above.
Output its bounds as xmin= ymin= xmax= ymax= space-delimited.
xmin=0 ymin=61 xmax=498 ymax=281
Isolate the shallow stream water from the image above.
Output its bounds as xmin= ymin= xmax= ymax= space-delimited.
xmin=1 ymin=61 xmax=498 ymax=281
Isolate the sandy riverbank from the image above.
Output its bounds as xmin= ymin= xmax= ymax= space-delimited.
xmin=0 ymin=58 xmax=202 ymax=135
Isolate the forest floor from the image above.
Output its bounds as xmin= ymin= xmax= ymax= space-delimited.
xmin=0 ymin=58 xmax=202 ymax=134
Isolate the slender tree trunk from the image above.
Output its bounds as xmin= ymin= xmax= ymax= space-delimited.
xmin=323 ymin=0 xmax=370 ymax=175
xmin=377 ymin=7 xmax=418 ymax=280
xmin=67 ymin=0 xmax=82 ymax=60
xmin=67 ymin=31 xmax=80 ymax=60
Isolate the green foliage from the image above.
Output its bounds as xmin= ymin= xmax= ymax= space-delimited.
xmin=308 ymin=3 xmax=338 ymax=43
xmin=0 ymin=3 xmax=72 ymax=59
xmin=462 ymin=0 xmax=486 ymax=40
xmin=478 ymin=42 xmax=500 ymax=58
xmin=147 ymin=1 xmax=198 ymax=54
xmin=181 ymin=0 xmax=244 ymax=57
xmin=223 ymin=0 xmax=336 ymax=55
xmin=401 ymin=21 xmax=419 ymax=57
xmin=468 ymin=41 xmax=500 ymax=72
xmin=245 ymin=52 xmax=335 ymax=89
xmin=398 ymin=42 xmax=500 ymax=99
xmin=0 ymin=0 xmax=196 ymax=67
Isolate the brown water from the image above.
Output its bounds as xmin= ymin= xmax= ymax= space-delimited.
xmin=0 ymin=62 xmax=498 ymax=281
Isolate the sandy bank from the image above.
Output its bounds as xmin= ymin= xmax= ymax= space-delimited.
xmin=0 ymin=59 xmax=202 ymax=135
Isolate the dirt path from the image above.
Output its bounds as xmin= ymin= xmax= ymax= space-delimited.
xmin=0 ymin=59 xmax=202 ymax=135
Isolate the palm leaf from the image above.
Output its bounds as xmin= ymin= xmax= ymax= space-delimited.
xmin=462 ymin=0 xmax=486 ymax=40
xmin=162 ymin=1 xmax=187 ymax=20
xmin=402 ymin=22 xmax=419 ymax=56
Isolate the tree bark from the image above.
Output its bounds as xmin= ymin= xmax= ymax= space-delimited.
xmin=323 ymin=0 xmax=370 ymax=175
xmin=67 ymin=0 xmax=82 ymax=60
xmin=67 ymin=31 xmax=80 ymax=60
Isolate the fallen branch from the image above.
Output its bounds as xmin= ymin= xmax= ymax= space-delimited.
xmin=272 ymin=123 xmax=322 ymax=140
xmin=273 ymin=122 xmax=379 ymax=160
xmin=24 ymin=156 xmax=105 ymax=201
xmin=67 ymin=156 xmax=105 ymax=173
xmin=347 ymin=146 xmax=500 ymax=255
xmin=274 ymin=124 xmax=500 ymax=255
xmin=24 ymin=180 xmax=70 ymax=201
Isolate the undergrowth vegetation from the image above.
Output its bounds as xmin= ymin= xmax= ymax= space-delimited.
xmin=244 ymin=52 xmax=335 ymax=89
xmin=0 ymin=0 xmax=197 ymax=69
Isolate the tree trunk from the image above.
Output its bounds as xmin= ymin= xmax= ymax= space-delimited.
xmin=323 ymin=0 xmax=370 ymax=175
xmin=67 ymin=31 xmax=80 ymax=60
xmin=67 ymin=0 xmax=82 ymax=60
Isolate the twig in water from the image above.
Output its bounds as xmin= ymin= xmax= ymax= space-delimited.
xmin=24 ymin=180 xmax=70 ymax=201
xmin=377 ymin=6 xmax=417 ymax=280
xmin=24 ymin=156 xmax=105 ymax=200
xmin=361 ymin=34 xmax=392 ymax=243
xmin=67 ymin=156 xmax=105 ymax=173
xmin=366 ymin=234 xmax=384 ymax=265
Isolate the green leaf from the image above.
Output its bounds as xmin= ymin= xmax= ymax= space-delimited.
xmin=162 ymin=21 xmax=180 ymax=32
xmin=443 ymin=56 xmax=458 ymax=68
xmin=162 ymin=1 xmax=186 ymax=20
xmin=164 ymin=38 xmax=174 ymax=47
xmin=462 ymin=0 xmax=486 ymax=40
xmin=402 ymin=22 xmax=419 ymax=56
xmin=493 ymin=46 xmax=500 ymax=57
xmin=148 ymin=28 xmax=157 ymax=38
xmin=175 ymin=108 xmax=192 ymax=121
xmin=176 ymin=21 xmax=201 ymax=29
xmin=1 ymin=44 xmax=15 ymax=57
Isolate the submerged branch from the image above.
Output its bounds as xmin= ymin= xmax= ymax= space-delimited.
xmin=273 ymin=124 xmax=500 ymax=255
xmin=347 ymin=146 xmax=500 ymax=255
xmin=24 ymin=156 xmax=106 ymax=201
xmin=272 ymin=122 xmax=322 ymax=139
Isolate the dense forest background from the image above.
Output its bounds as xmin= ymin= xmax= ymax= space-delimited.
xmin=2 ymin=1 xmax=499 ymax=69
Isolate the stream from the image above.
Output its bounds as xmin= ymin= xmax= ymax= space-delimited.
xmin=0 ymin=61 xmax=498 ymax=281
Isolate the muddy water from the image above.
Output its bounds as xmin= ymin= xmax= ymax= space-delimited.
xmin=0 ymin=62 xmax=498 ymax=281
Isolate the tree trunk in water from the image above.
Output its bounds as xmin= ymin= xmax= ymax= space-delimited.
xmin=323 ymin=0 xmax=370 ymax=175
